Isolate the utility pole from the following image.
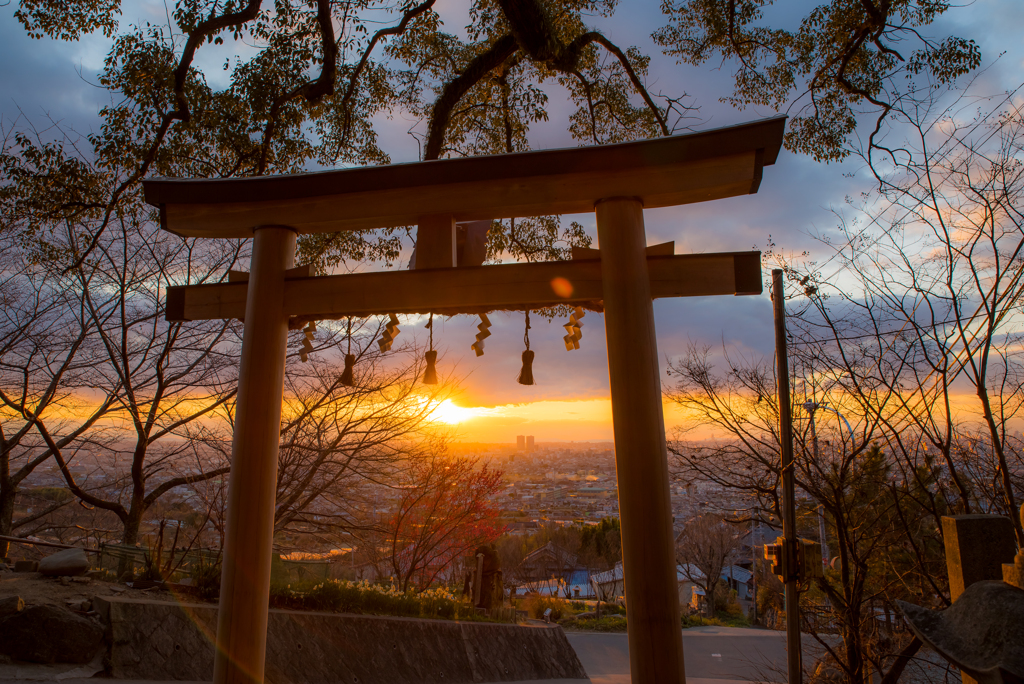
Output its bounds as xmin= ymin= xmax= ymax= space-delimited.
xmin=751 ymin=505 xmax=758 ymax=624
xmin=772 ymin=269 xmax=802 ymax=684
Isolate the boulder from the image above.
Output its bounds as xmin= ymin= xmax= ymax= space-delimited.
xmin=0 ymin=604 xmax=105 ymax=664
xmin=0 ymin=595 xmax=24 ymax=618
xmin=65 ymin=598 xmax=92 ymax=612
xmin=38 ymin=547 xmax=90 ymax=577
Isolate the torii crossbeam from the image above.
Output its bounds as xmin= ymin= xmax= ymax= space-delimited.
xmin=144 ymin=116 xmax=785 ymax=684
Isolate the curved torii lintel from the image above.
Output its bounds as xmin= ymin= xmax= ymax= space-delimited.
xmin=143 ymin=116 xmax=786 ymax=239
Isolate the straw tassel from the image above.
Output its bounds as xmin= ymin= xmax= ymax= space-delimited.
xmin=518 ymin=350 xmax=535 ymax=385
xmin=340 ymin=353 xmax=355 ymax=386
xmin=340 ymin=317 xmax=355 ymax=387
xmin=518 ymin=310 xmax=534 ymax=385
xmin=423 ymin=350 xmax=438 ymax=385
xmin=422 ymin=314 xmax=438 ymax=384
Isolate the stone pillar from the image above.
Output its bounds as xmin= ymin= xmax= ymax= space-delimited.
xmin=214 ymin=226 xmax=296 ymax=684
xmin=1004 ymin=506 xmax=1024 ymax=589
xmin=596 ymin=197 xmax=685 ymax=684
xmin=941 ymin=514 xmax=1017 ymax=684
xmin=942 ymin=515 xmax=1016 ymax=600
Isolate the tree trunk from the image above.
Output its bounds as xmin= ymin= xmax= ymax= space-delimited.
xmin=117 ymin=507 xmax=145 ymax=578
xmin=0 ymin=436 xmax=11 ymax=559
xmin=0 ymin=480 xmax=15 ymax=559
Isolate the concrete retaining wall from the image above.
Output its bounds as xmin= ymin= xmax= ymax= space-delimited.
xmin=93 ymin=596 xmax=587 ymax=683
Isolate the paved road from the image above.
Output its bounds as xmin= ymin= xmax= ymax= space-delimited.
xmin=507 ymin=626 xmax=823 ymax=684
xmin=564 ymin=627 xmax=808 ymax=684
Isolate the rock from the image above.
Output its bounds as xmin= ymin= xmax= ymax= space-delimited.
xmin=65 ymin=598 xmax=92 ymax=612
xmin=13 ymin=560 xmax=38 ymax=572
xmin=0 ymin=595 xmax=24 ymax=618
xmin=38 ymin=547 xmax=90 ymax=577
xmin=59 ymin=576 xmax=72 ymax=586
xmin=72 ymin=576 xmax=92 ymax=584
xmin=0 ymin=604 xmax=104 ymax=664
xmin=898 ymin=580 xmax=1024 ymax=683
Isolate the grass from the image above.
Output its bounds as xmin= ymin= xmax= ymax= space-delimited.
xmin=681 ymin=612 xmax=751 ymax=628
xmin=565 ymin=609 xmax=751 ymax=633
xmin=565 ymin=615 xmax=628 ymax=632
xmin=265 ymin=579 xmax=508 ymax=622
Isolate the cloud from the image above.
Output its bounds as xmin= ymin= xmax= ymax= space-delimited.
xmin=0 ymin=14 xmax=110 ymax=138
xmin=4 ymin=0 xmax=1022 ymax=442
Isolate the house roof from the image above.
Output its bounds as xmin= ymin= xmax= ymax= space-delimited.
xmin=517 ymin=572 xmax=594 ymax=597
xmin=593 ymin=562 xmax=753 ymax=586
xmin=522 ymin=541 xmax=580 ymax=569
xmin=591 ymin=562 xmax=624 ymax=585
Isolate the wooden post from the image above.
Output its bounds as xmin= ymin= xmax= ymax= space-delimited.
xmin=415 ymin=214 xmax=456 ymax=269
xmin=214 ymin=226 xmax=296 ymax=684
xmin=596 ymin=197 xmax=685 ymax=684
xmin=772 ymin=269 xmax=802 ymax=684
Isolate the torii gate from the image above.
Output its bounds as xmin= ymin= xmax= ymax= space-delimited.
xmin=143 ymin=116 xmax=785 ymax=684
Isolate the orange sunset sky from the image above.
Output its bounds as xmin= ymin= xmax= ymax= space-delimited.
xmin=5 ymin=0 xmax=1021 ymax=445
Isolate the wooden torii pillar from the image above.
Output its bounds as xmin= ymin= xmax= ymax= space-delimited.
xmin=143 ymin=116 xmax=785 ymax=684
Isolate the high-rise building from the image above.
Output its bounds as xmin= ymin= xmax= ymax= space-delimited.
xmin=516 ymin=435 xmax=526 ymax=450
xmin=526 ymin=435 xmax=535 ymax=451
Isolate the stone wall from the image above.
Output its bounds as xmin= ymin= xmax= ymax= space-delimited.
xmin=93 ymin=596 xmax=587 ymax=683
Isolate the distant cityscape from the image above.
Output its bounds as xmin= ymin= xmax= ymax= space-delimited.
xmin=455 ymin=438 xmax=752 ymax=530
xmin=15 ymin=436 xmax=758 ymax=548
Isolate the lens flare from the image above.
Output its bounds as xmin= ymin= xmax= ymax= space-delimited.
xmin=550 ymin=277 xmax=573 ymax=298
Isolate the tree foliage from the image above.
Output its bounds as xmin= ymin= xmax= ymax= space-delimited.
xmin=666 ymin=90 xmax=1024 ymax=683
xmin=654 ymin=0 xmax=981 ymax=161
xmin=2 ymin=0 xmax=693 ymax=271
xmin=780 ymin=89 xmax=1024 ymax=542
xmin=378 ymin=450 xmax=505 ymax=591
xmin=675 ymin=513 xmax=740 ymax=617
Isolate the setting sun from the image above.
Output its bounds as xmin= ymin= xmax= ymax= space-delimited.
xmin=427 ymin=398 xmax=492 ymax=425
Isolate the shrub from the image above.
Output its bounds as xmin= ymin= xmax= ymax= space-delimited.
xmin=523 ymin=595 xmax=572 ymax=621
xmin=190 ymin=576 xmax=505 ymax=623
xmin=568 ymin=615 xmax=627 ymax=632
xmin=599 ymin=602 xmax=626 ymax=615
xmin=269 ymin=581 xmax=301 ymax=609
xmin=188 ymin=557 xmax=222 ymax=600
xmin=757 ymin=583 xmax=782 ymax=615
xmin=284 ymin=580 xmax=480 ymax=621
xmin=306 ymin=579 xmax=346 ymax=611
xmin=418 ymin=586 xmax=459 ymax=620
